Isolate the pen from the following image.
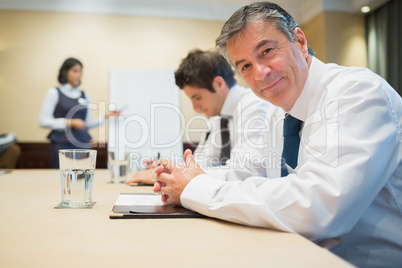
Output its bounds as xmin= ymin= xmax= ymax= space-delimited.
xmin=119 ymin=105 xmax=129 ymax=112
xmin=129 ymin=182 xmax=148 ymax=186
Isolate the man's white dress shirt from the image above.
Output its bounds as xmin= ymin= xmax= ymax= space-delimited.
xmin=194 ymin=84 xmax=273 ymax=180
xmin=181 ymin=57 xmax=402 ymax=267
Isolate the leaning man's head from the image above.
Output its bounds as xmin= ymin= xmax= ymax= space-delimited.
xmin=175 ymin=49 xmax=236 ymax=118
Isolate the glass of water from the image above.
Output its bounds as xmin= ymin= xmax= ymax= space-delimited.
xmin=108 ymin=151 xmax=129 ymax=183
xmin=59 ymin=149 xmax=97 ymax=208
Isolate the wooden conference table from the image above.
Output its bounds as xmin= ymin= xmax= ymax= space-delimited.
xmin=0 ymin=169 xmax=353 ymax=268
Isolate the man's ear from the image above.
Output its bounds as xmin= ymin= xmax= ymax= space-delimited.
xmin=294 ymin=27 xmax=309 ymax=58
xmin=212 ymin=76 xmax=225 ymax=91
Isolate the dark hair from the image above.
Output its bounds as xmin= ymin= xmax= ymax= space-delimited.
xmin=57 ymin=57 xmax=83 ymax=84
xmin=174 ymin=49 xmax=236 ymax=93
xmin=216 ymin=1 xmax=315 ymax=63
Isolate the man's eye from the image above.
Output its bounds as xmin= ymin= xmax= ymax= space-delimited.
xmin=262 ymin=48 xmax=273 ymax=56
xmin=241 ymin=64 xmax=250 ymax=71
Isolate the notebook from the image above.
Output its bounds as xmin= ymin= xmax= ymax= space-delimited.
xmin=109 ymin=193 xmax=206 ymax=219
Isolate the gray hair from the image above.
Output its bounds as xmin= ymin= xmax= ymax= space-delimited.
xmin=216 ymin=1 xmax=314 ymax=63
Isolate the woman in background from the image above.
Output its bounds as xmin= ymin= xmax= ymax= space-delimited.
xmin=39 ymin=57 xmax=117 ymax=168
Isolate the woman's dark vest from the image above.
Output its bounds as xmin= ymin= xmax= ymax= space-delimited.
xmin=47 ymin=87 xmax=91 ymax=144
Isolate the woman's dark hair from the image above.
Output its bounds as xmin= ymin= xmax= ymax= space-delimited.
xmin=175 ymin=49 xmax=236 ymax=93
xmin=57 ymin=57 xmax=83 ymax=84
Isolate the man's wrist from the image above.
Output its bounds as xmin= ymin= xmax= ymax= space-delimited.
xmin=180 ymin=174 xmax=225 ymax=214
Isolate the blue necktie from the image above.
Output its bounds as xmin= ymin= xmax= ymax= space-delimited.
xmin=281 ymin=114 xmax=302 ymax=176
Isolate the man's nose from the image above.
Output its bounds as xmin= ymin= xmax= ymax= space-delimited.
xmin=192 ymin=102 xmax=201 ymax=112
xmin=254 ymin=62 xmax=271 ymax=81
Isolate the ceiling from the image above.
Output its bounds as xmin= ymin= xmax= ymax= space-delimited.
xmin=0 ymin=0 xmax=390 ymax=24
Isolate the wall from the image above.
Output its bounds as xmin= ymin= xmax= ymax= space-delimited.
xmin=324 ymin=12 xmax=367 ymax=67
xmin=302 ymin=11 xmax=367 ymax=67
xmin=0 ymin=9 xmax=368 ymax=145
xmin=302 ymin=12 xmax=326 ymax=62
xmin=0 ymin=9 xmax=224 ymax=143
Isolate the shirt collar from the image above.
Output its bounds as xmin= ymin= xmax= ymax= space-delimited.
xmin=220 ymin=84 xmax=243 ymax=117
xmin=288 ymin=57 xmax=327 ymax=122
xmin=61 ymin=83 xmax=79 ymax=91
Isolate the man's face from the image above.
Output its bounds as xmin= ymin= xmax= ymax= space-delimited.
xmin=182 ymin=85 xmax=225 ymax=118
xmin=226 ymin=20 xmax=310 ymax=111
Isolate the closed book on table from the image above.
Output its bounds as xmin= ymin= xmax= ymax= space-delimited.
xmin=109 ymin=193 xmax=205 ymax=219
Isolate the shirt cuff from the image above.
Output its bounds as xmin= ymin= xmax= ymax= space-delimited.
xmin=180 ymin=174 xmax=226 ymax=216
xmin=54 ymin=118 xmax=68 ymax=130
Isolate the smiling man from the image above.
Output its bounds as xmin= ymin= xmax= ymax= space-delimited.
xmin=126 ymin=49 xmax=272 ymax=184
xmin=152 ymin=2 xmax=402 ymax=267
